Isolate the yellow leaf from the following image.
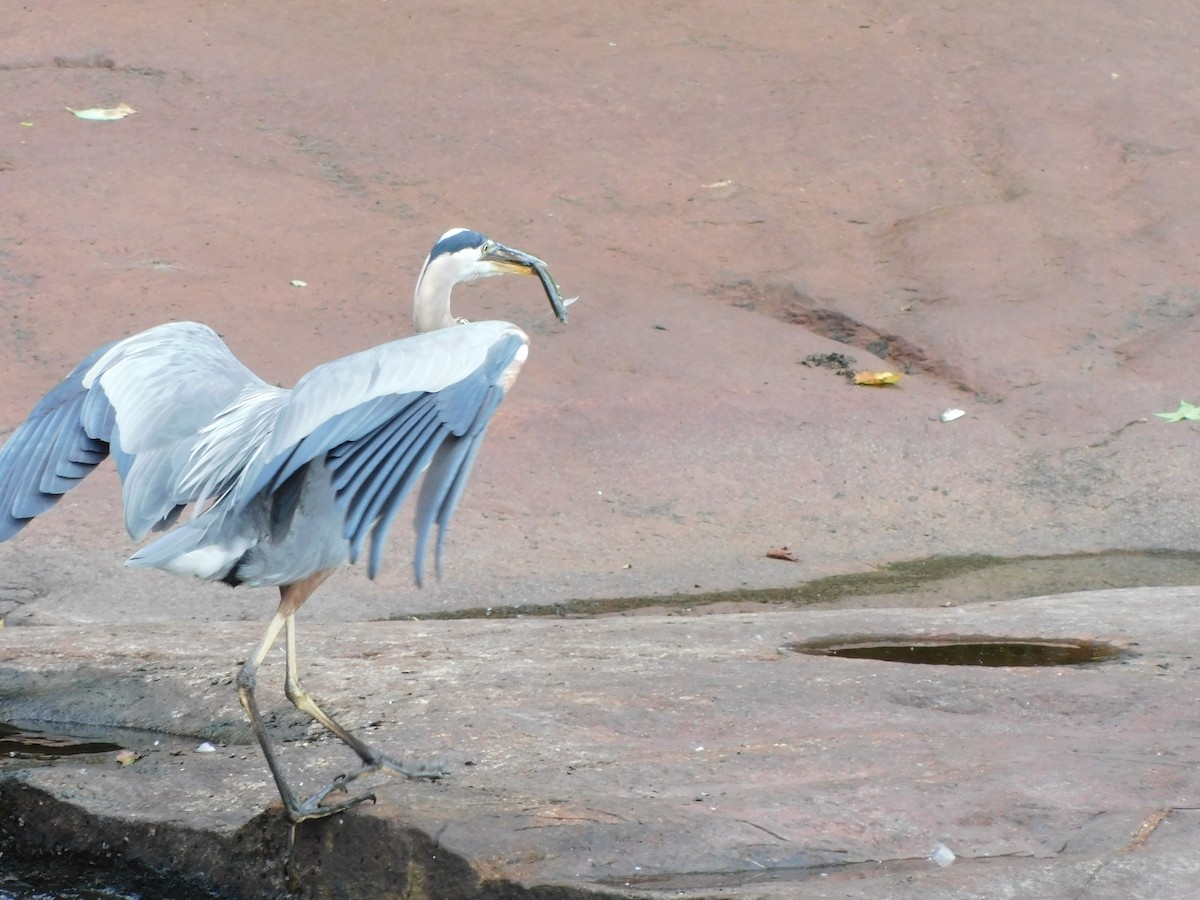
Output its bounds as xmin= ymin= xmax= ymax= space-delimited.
xmin=854 ymin=370 xmax=901 ymax=386
xmin=66 ymin=103 xmax=137 ymax=121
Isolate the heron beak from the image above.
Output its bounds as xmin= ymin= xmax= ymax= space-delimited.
xmin=482 ymin=242 xmax=570 ymax=324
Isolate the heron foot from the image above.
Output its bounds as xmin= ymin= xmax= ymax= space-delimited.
xmin=279 ymin=754 xmax=444 ymax=824
xmin=284 ymin=774 xmax=378 ymax=824
xmin=377 ymin=753 xmax=448 ymax=780
xmin=335 ymin=753 xmax=448 ymax=787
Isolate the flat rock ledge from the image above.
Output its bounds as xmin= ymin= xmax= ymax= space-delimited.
xmin=1 ymin=587 xmax=1199 ymax=898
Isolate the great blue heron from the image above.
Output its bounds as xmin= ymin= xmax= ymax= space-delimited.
xmin=0 ymin=228 xmax=571 ymax=822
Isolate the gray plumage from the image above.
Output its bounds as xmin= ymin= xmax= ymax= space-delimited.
xmin=0 ymin=228 xmax=571 ymax=822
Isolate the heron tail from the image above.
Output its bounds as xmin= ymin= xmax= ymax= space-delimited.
xmin=126 ymin=522 xmax=249 ymax=582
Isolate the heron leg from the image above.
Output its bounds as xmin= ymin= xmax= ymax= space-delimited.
xmin=282 ymin=613 xmax=376 ymax=758
xmin=237 ymin=602 xmax=377 ymax=823
xmin=283 ymin=612 xmax=446 ymax=781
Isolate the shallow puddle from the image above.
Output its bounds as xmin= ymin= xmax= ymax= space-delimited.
xmin=787 ymin=636 xmax=1129 ymax=666
xmin=0 ymin=721 xmax=124 ymax=758
xmin=415 ymin=549 xmax=1200 ymax=620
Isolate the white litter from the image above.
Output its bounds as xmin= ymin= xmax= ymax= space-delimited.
xmin=67 ymin=103 xmax=137 ymax=121
xmin=929 ymin=842 xmax=956 ymax=867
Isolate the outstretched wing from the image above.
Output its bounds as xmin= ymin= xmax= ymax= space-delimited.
xmin=238 ymin=322 xmax=528 ymax=584
xmin=0 ymin=322 xmax=269 ymax=541
xmin=0 ymin=342 xmax=118 ymax=540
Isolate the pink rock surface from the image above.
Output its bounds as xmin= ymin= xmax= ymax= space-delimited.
xmin=1 ymin=1 xmax=1197 ymax=619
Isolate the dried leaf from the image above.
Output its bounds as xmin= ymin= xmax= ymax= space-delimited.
xmin=1155 ymin=400 xmax=1200 ymax=422
xmin=766 ymin=546 xmax=798 ymax=562
xmin=854 ymin=371 xmax=901 ymax=386
xmin=1126 ymin=809 xmax=1170 ymax=851
xmin=115 ymin=749 xmax=143 ymax=766
xmin=66 ymin=103 xmax=137 ymax=121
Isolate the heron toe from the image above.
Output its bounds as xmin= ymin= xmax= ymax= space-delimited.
xmin=286 ymin=782 xmax=377 ymax=824
xmin=377 ymin=753 xmax=448 ymax=780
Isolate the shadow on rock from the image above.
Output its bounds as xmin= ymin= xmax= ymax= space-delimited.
xmin=0 ymin=779 xmax=605 ymax=899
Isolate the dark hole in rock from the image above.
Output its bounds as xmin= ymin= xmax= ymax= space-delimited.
xmin=787 ymin=636 xmax=1128 ymax=667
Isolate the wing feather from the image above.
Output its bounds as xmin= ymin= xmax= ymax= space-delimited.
xmin=0 ymin=343 xmax=116 ymax=539
xmin=269 ymin=394 xmax=414 ymax=493
xmin=1 ymin=314 xmax=532 ymax=589
xmin=410 ymin=385 xmax=506 ymax=584
xmin=338 ymin=401 xmax=440 ymax=518
xmin=236 ymin=326 xmax=528 ymax=581
xmin=86 ymin=323 xmax=272 ymax=536
xmin=247 ymin=323 xmax=518 ymax=482
xmin=7 ymin=410 xmax=69 ymax=519
xmin=342 ymin=404 xmax=444 ymax=567
xmin=41 ymin=402 xmax=95 ymax=493
xmin=0 ymin=322 xmax=266 ymax=543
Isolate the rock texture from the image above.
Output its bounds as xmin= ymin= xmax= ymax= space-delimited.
xmin=3 ymin=588 xmax=1200 ymax=897
xmin=2 ymin=0 xmax=1200 ymax=896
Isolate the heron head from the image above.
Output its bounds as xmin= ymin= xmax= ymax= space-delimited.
xmin=422 ymin=228 xmax=543 ymax=280
xmin=414 ymin=229 xmax=569 ymax=330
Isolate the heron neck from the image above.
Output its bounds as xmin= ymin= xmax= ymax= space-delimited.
xmin=413 ymin=266 xmax=459 ymax=333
